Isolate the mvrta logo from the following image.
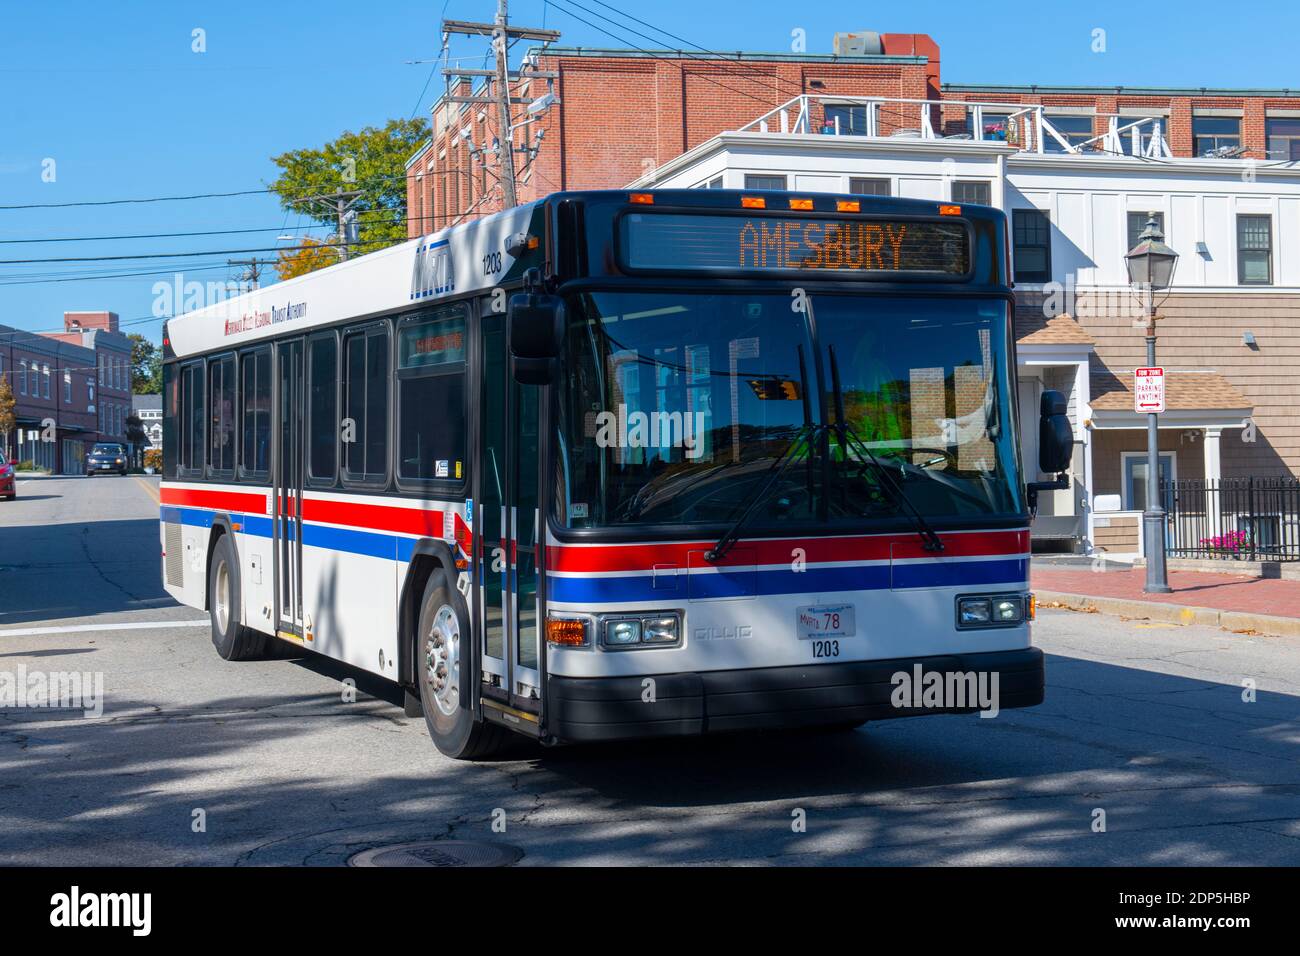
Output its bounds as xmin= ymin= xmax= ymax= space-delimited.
xmin=411 ymin=238 xmax=455 ymax=300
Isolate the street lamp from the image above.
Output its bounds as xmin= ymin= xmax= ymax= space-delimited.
xmin=1125 ymin=214 xmax=1179 ymax=594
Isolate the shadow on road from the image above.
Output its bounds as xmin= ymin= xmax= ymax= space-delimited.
xmin=0 ymin=517 xmax=173 ymax=626
xmin=0 ymin=649 xmax=1296 ymax=865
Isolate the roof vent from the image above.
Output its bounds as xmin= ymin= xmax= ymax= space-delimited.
xmin=833 ymin=32 xmax=883 ymax=56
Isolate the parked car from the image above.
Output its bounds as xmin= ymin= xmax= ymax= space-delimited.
xmin=0 ymin=459 xmax=15 ymax=500
xmin=85 ymin=443 xmax=128 ymax=477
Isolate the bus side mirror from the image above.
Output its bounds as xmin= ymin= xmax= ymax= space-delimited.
xmin=508 ymin=292 xmax=565 ymax=385
xmin=1038 ymin=389 xmax=1073 ymax=474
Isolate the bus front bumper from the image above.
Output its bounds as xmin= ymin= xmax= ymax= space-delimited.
xmin=545 ymin=647 xmax=1043 ymax=743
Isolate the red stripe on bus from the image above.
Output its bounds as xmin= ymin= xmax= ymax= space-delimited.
xmin=299 ymin=498 xmax=444 ymax=537
xmin=547 ymin=529 xmax=1029 ymax=573
xmin=161 ymin=487 xmax=270 ymax=515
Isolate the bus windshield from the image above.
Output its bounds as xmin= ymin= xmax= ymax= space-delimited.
xmin=553 ymin=290 xmax=1023 ymax=531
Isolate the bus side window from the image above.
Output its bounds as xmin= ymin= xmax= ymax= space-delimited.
xmin=307 ymin=333 xmax=338 ymax=485
xmin=396 ymin=305 xmax=467 ymax=486
xmin=239 ymin=347 xmax=272 ymax=482
xmin=178 ymin=360 xmax=205 ymax=477
xmin=208 ymin=354 xmax=236 ymax=478
xmin=162 ymin=361 xmax=178 ymax=479
xmin=341 ymin=323 xmax=390 ymax=485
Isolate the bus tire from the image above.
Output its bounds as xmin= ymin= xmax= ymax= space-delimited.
xmin=208 ymin=532 xmax=267 ymax=661
xmin=416 ymin=570 xmax=509 ymax=760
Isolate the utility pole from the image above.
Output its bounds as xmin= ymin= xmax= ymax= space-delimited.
xmin=442 ymin=10 xmax=559 ymax=210
xmin=305 ymin=190 xmax=363 ymax=260
xmin=492 ymin=0 xmax=519 ymax=208
xmin=227 ymin=257 xmax=270 ymax=287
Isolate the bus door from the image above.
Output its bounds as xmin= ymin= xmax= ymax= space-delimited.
xmin=274 ymin=337 xmax=305 ymax=640
xmin=476 ymin=308 xmax=542 ymax=717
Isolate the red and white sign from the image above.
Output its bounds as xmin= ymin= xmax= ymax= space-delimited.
xmin=1134 ymin=366 xmax=1165 ymax=413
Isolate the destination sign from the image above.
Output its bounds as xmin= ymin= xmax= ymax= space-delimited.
xmin=621 ymin=212 xmax=970 ymax=275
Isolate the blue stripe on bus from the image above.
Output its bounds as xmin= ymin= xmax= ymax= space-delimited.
xmin=547 ymin=558 xmax=1028 ymax=603
xmin=164 ymin=505 xmax=1026 ymax=598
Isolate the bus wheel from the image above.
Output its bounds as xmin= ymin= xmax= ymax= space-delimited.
xmin=416 ymin=570 xmax=509 ymax=760
xmin=208 ymin=533 xmax=267 ymax=661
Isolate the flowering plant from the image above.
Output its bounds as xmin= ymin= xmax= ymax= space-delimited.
xmin=1197 ymin=530 xmax=1249 ymax=555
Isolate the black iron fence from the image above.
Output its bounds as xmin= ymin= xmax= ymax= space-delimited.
xmin=1164 ymin=477 xmax=1300 ymax=561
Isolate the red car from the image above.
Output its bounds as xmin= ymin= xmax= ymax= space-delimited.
xmin=0 ymin=459 xmax=15 ymax=500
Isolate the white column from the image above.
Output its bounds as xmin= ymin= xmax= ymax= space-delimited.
xmin=1204 ymin=427 xmax=1223 ymax=539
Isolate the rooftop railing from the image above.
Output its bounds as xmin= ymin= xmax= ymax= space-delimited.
xmin=736 ymin=94 xmax=1174 ymax=158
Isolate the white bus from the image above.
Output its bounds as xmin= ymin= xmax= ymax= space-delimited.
xmin=160 ymin=188 xmax=1072 ymax=758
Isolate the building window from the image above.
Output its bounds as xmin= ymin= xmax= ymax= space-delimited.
xmin=397 ymin=307 xmax=467 ymax=485
xmin=743 ymin=174 xmax=787 ymax=191
xmin=700 ymin=176 xmax=723 ymax=189
xmin=1116 ymin=115 xmax=1163 ymax=155
xmin=19 ymin=360 xmax=27 ymax=396
xmin=968 ymin=108 xmax=1014 ymax=142
xmin=1042 ymin=114 xmax=1095 ymax=153
xmin=1266 ymin=117 xmax=1300 ymax=161
xmin=823 ymin=104 xmax=870 ymax=135
xmin=342 ymin=323 xmax=390 ymax=484
xmin=42 ymin=364 xmax=50 ymax=399
xmin=87 ymin=380 xmax=94 ymax=408
xmin=63 ymin=370 xmax=71 ymax=404
xmin=208 ymin=354 xmax=236 ymax=476
xmin=1012 ymin=209 xmax=1052 ymax=283
xmin=849 ymin=177 xmax=890 ymax=197
xmin=1126 ymin=210 xmax=1165 ymax=252
xmin=307 ymin=334 xmax=338 ymax=484
xmin=98 ymin=355 xmax=104 ymax=386
xmin=1237 ymin=214 xmax=1273 ymax=285
xmin=1193 ymin=116 xmax=1241 ymax=157
xmin=951 ymin=181 xmax=991 ymax=205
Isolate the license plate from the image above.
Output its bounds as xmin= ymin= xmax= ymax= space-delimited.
xmin=796 ymin=604 xmax=856 ymax=639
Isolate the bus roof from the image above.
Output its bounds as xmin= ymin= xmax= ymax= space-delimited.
xmin=165 ymin=189 xmax=1006 ymax=359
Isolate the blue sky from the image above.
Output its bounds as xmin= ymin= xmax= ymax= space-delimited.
xmin=2 ymin=0 xmax=1296 ymax=343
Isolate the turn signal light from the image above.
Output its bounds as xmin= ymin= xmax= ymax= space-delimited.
xmin=836 ymin=199 xmax=861 ymax=213
xmin=1028 ymin=593 xmax=1036 ymax=620
xmin=939 ymin=204 xmax=961 ymax=216
xmin=788 ymin=197 xmax=814 ymax=210
xmin=741 ymin=195 xmax=766 ymax=209
xmin=546 ymin=617 xmax=588 ymax=646
xmin=629 ymin=192 xmax=654 ymax=205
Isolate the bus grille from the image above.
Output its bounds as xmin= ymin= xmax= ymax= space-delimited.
xmin=164 ymin=522 xmax=184 ymax=586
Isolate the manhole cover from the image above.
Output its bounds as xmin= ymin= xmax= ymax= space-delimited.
xmin=348 ymin=841 xmax=523 ymax=868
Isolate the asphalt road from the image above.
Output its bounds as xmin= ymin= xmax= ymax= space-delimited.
xmin=1 ymin=475 xmax=1298 ymax=866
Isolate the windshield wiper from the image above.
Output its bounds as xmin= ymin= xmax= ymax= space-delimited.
xmin=827 ymin=344 xmax=945 ymax=553
xmin=705 ymin=423 xmax=821 ymax=562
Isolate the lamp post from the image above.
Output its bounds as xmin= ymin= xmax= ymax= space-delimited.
xmin=1125 ymin=214 xmax=1179 ymax=594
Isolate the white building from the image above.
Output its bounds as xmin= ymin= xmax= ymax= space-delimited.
xmin=631 ymin=97 xmax=1300 ymax=557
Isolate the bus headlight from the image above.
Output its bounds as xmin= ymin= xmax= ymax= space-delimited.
xmin=957 ymin=594 xmax=1026 ymax=628
xmin=606 ymin=619 xmax=643 ymax=645
xmin=957 ymin=597 xmax=992 ymax=626
xmin=600 ymin=612 xmax=682 ymax=649
xmin=993 ymin=597 xmax=1024 ymax=623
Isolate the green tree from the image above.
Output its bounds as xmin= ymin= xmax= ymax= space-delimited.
xmin=0 ymin=374 xmax=15 ymax=458
xmin=129 ymin=333 xmax=162 ymax=393
xmin=268 ymin=118 xmax=430 ymax=278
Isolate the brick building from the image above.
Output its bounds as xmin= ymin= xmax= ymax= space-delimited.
xmin=0 ymin=311 xmax=135 ymax=474
xmin=405 ymin=32 xmax=1300 ymax=235
xmin=406 ymin=35 xmax=941 ymax=236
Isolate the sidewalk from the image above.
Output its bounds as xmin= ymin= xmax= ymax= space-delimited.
xmin=1031 ymin=564 xmax=1300 ymax=638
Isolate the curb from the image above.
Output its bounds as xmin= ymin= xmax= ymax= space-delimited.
xmin=1035 ymin=590 xmax=1300 ymax=639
